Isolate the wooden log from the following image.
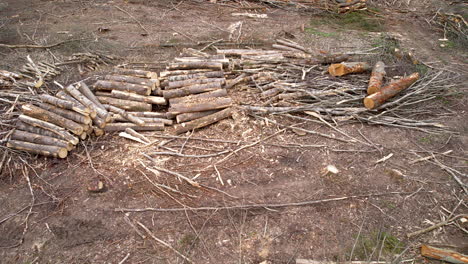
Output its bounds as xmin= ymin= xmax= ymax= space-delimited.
xmin=112 ymin=115 xmax=173 ymax=125
xmin=167 ymin=61 xmax=223 ymax=71
xmin=167 ymin=77 xmax=226 ymax=90
xmin=174 ymin=57 xmax=229 ymax=68
xmin=328 ymin=62 xmax=370 ymax=77
xmin=39 ymin=94 xmax=91 ymax=116
xmin=18 ymin=115 xmax=79 ymax=145
xmin=169 ymin=97 xmax=233 ymax=115
xmin=110 ymin=90 xmax=166 ymax=105
xmin=126 ymin=111 xmax=168 ymax=118
xmin=421 ymin=245 xmax=468 ymax=264
xmin=174 ymin=107 xmax=232 ymax=134
xmin=364 ymin=73 xmax=419 ymax=109
xmin=176 ymin=110 xmax=219 ymax=123
xmin=54 ymin=90 xmax=98 ymax=118
xmin=104 ymin=123 xmax=164 ymax=132
xmin=103 ymin=75 xmax=157 ymax=90
xmin=37 ymin=102 xmax=91 ymax=125
xmin=91 ymin=115 xmax=107 ymax=129
xmin=169 ymin=89 xmax=228 ymax=105
xmin=7 ymin=140 xmax=68 ymax=159
xmin=97 ymin=96 xmax=152 ymax=112
xmin=225 ymin=73 xmax=247 ymax=89
xmin=113 ymin=68 xmax=158 ymax=79
xmin=276 ymin=39 xmax=309 ymax=53
xmin=272 ymin=44 xmax=303 ymax=53
xmin=80 ymin=132 xmax=87 ymax=140
xmin=367 ymin=61 xmax=386 ymax=95
xmin=217 ymin=49 xmax=280 ymax=57
xmin=104 ymin=104 xmax=146 ymax=126
xmin=94 ymin=80 xmax=151 ymax=96
xmin=22 ymin=104 xmax=84 ymax=135
xmin=159 ymin=69 xmax=211 ymax=78
xmin=77 ymin=82 xmax=107 ymax=109
xmin=70 ymin=82 xmax=111 ymax=121
xmin=17 ymin=121 xmax=68 ymax=142
xmin=162 ymin=82 xmax=223 ymax=99
xmin=11 ymin=130 xmax=73 ymax=151
xmin=94 ymin=127 xmax=104 ymax=136
xmin=125 ymin=128 xmax=150 ymax=143
xmin=167 ymin=71 xmax=224 ymax=82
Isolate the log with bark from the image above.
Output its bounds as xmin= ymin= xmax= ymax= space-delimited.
xmin=276 ymin=39 xmax=310 ymax=53
xmin=37 ymin=102 xmax=91 ymax=125
xmin=103 ymin=75 xmax=158 ymax=90
xmin=22 ymin=104 xmax=84 ymax=135
xmin=217 ymin=49 xmax=281 ymax=57
xmin=421 ymin=245 xmax=468 ymax=264
xmin=18 ymin=115 xmax=79 ymax=145
xmin=176 ymin=110 xmax=219 ymax=123
xmin=97 ymin=96 xmax=152 ymax=112
xmin=39 ymin=94 xmax=92 ymax=117
xmin=367 ymin=61 xmax=386 ymax=95
xmin=113 ymin=68 xmax=158 ymax=79
xmin=167 ymin=77 xmax=226 ymax=90
xmin=104 ymin=122 xmax=164 ymax=132
xmin=112 ymin=115 xmax=173 ymax=125
xmin=94 ymin=80 xmax=151 ymax=96
xmin=174 ymin=107 xmax=232 ymax=134
xmin=11 ymin=130 xmax=74 ymax=151
xmin=126 ymin=111 xmax=169 ymax=119
xmin=364 ymin=73 xmax=419 ymax=109
xmin=167 ymin=61 xmax=223 ymax=71
xmin=7 ymin=140 xmax=68 ymax=159
xmin=104 ymin=104 xmax=145 ymax=126
xmin=65 ymin=84 xmax=111 ymax=122
xmin=168 ymin=97 xmax=233 ymax=115
xmin=159 ymin=69 xmax=212 ymax=78
xmin=328 ymin=62 xmax=370 ymax=77
xmin=162 ymin=82 xmax=223 ymax=99
xmin=168 ymin=89 xmax=228 ymax=105
xmin=110 ymin=90 xmax=166 ymax=105
xmin=166 ymin=71 xmax=224 ymax=82
xmin=77 ymin=82 xmax=107 ymax=109
xmin=174 ymin=57 xmax=229 ymax=68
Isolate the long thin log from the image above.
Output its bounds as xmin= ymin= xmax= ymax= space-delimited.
xmin=276 ymin=39 xmax=309 ymax=53
xmin=162 ymin=82 xmax=222 ymax=99
xmin=167 ymin=61 xmax=223 ymax=71
xmin=104 ymin=123 xmax=164 ymax=132
xmin=367 ymin=61 xmax=386 ymax=95
xmin=97 ymin=96 xmax=152 ymax=112
xmin=113 ymin=68 xmax=157 ymax=79
xmin=11 ymin=130 xmax=73 ymax=151
xmin=54 ymin=90 xmax=97 ymax=118
xmin=421 ymin=245 xmax=468 ymax=264
xmin=174 ymin=107 xmax=232 ymax=134
xmin=328 ymin=62 xmax=370 ymax=77
xmin=103 ymin=75 xmax=157 ymax=90
xmin=364 ymin=73 xmax=420 ymax=109
xmin=37 ymin=102 xmax=91 ymax=125
xmin=167 ymin=77 xmax=226 ymax=90
xmin=66 ymin=84 xmax=111 ymax=121
xmin=39 ymin=94 xmax=91 ymax=116
xmin=174 ymin=57 xmax=229 ymax=68
xmin=22 ymin=104 xmax=84 ymax=135
xmin=166 ymin=71 xmax=224 ymax=82
xmin=16 ymin=121 xmax=69 ymax=143
xmin=273 ymin=43 xmax=303 ymax=53
xmin=126 ymin=111 xmax=168 ymax=118
xmin=217 ymin=49 xmax=280 ymax=56
xmin=112 ymin=115 xmax=172 ymax=125
xmin=110 ymin=90 xmax=166 ymax=105
xmin=104 ymin=104 xmax=145 ymax=126
xmin=94 ymin=80 xmax=151 ymax=96
xmin=125 ymin=128 xmax=150 ymax=143
xmin=7 ymin=140 xmax=68 ymax=159
xmin=18 ymin=115 xmax=79 ymax=145
xmin=169 ymin=89 xmax=228 ymax=105
xmin=159 ymin=69 xmax=212 ymax=78
xmin=169 ymin=97 xmax=232 ymax=115
xmin=176 ymin=110 xmax=219 ymax=123
xmin=225 ymin=73 xmax=247 ymax=89
xmin=77 ymin=82 xmax=107 ymax=109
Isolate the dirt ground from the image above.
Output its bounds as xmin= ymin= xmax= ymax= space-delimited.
xmin=0 ymin=0 xmax=467 ymax=263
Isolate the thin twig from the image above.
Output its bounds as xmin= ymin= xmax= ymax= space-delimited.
xmin=406 ymin=214 xmax=468 ymax=238
xmin=115 ymin=6 xmax=149 ymax=35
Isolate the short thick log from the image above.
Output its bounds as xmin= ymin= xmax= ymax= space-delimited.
xmin=364 ymin=73 xmax=419 ymax=109
xmin=104 ymin=104 xmax=145 ymax=126
xmin=421 ymin=245 xmax=468 ymax=264
xmin=167 ymin=61 xmax=223 ymax=71
xmin=328 ymin=62 xmax=370 ymax=77
xmin=113 ymin=68 xmax=158 ymax=79
xmin=167 ymin=77 xmax=226 ymax=90
xmin=174 ymin=107 xmax=232 ymax=134
xmin=159 ymin=69 xmax=211 ymax=78
xmin=22 ymin=104 xmax=84 ymax=135
xmin=167 ymin=71 xmax=224 ymax=82
xmin=169 ymin=97 xmax=232 ymax=115
xmin=367 ymin=61 xmax=386 ymax=95
xmin=110 ymin=90 xmax=166 ymax=105
xmin=18 ymin=115 xmax=79 ymax=145
xmin=162 ymin=82 xmax=222 ymax=99
xmin=65 ymin=84 xmax=111 ymax=122
xmin=104 ymin=123 xmax=164 ymax=132
xmin=176 ymin=110 xmax=219 ymax=123
xmin=11 ymin=130 xmax=73 ymax=151
xmin=94 ymin=80 xmax=151 ymax=96
xmin=97 ymin=96 xmax=152 ymax=112
xmin=169 ymin=89 xmax=228 ymax=105
xmin=104 ymin=75 xmax=157 ymax=90
xmin=7 ymin=140 xmax=68 ymax=159
xmin=39 ymin=94 xmax=91 ymax=116
xmin=37 ymin=102 xmax=91 ymax=125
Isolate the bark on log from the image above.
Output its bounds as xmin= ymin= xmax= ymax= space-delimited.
xmin=18 ymin=115 xmax=79 ymax=145
xmin=225 ymin=73 xmax=247 ymax=89
xmin=421 ymin=245 xmax=468 ymax=264
xmin=104 ymin=75 xmax=157 ymax=90
xmin=104 ymin=123 xmax=164 ymax=132
xmin=169 ymin=97 xmax=233 ymax=115
xmin=39 ymin=94 xmax=91 ymax=117
xmin=367 ymin=61 xmax=386 ymax=95
xmin=176 ymin=110 xmax=219 ymax=123
xmin=174 ymin=57 xmax=229 ymax=68
xmin=364 ymin=73 xmax=419 ymax=109
xmin=328 ymin=62 xmax=370 ymax=77
xmin=22 ymin=104 xmax=84 ymax=135
xmin=77 ymin=82 xmax=107 ymax=110
xmin=126 ymin=112 xmax=168 ymax=118
xmin=162 ymin=82 xmax=223 ymax=99
xmin=37 ymin=102 xmax=91 ymax=125
xmin=125 ymin=128 xmax=151 ymax=144
xmin=7 ymin=140 xmax=68 ymax=159
xmin=110 ymin=90 xmax=166 ymax=105
xmin=159 ymin=69 xmax=211 ymax=78
xmin=167 ymin=78 xmax=226 ymax=90
xmin=113 ymin=68 xmax=158 ymax=79
xmin=112 ymin=115 xmax=172 ymax=125
xmin=97 ymin=96 xmax=152 ymax=111
xmin=94 ymin=80 xmax=151 ymax=96
xmin=94 ymin=127 xmax=104 ymax=136
xmin=54 ymin=91 xmax=98 ymax=118
xmin=276 ymin=39 xmax=309 ymax=53
xmin=272 ymin=44 xmax=303 ymax=53
xmin=17 ymin=121 xmax=68 ymax=142
xmin=65 ymin=84 xmax=111 ymax=122
xmin=91 ymin=115 xmax=107 ymax=129
xmin=313 ymin=54 xmax=350 ymax=64
xmin=167 ymin=61 xmax=223 ymax=71
xmin=217 ymin=49 xmax=280 ymax=56
xmin=169 ymin=89 xmax=228 ymax=105
xmin=104 ymin=104 xmax=146 ymax=126
xmin=11 ymin=130 xmax=73 ymax=151
xmin=174 ymin=107 xmax=232 ymax=134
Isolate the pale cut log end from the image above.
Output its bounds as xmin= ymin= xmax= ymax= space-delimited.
xmin=363 ymin=97 xmax=375 ymax=109
xmin=328 ymin=64 xmax=344 ymax=77
xmin=80 ymin=132 xmax=88 ymax=140
xmin=367 ymin=86 xmax=380 ymax=95
xmin=58 ymin=148 xmax=68 ymax=159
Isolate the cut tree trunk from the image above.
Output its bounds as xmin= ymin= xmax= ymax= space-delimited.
xmin=126 ymin=111 xmax=168 ymax=118
xmin=18 ymin=115 xmax=79 ymax=145
xmin=169 ymin=97 xmax=232 ymax=115
xmin=110 ymin=90 xmax=166 ymax=105
xmin=22 ymin=104 xmax=84 ymax=135
xmin=54 ymin=91 xmax=97 ymax=118
xmin=162 ymin=82 xmax=223 ymax=99
xmin=176 ymin=110 xmax=219 ymax=123
xmin=104 ymin=104 xmax=145 ymax=126
xmin=328 ymin=62 xmax=370 ymax=77
xmin=97 ymin=96 xmax=152 ymax=111
xmin=94 ymin=127 xmax=104 ymax=136
xmin=37 ymin=102 xmax=91 ymax=125
xmin=91 ymin=115 xmax=107 ymax=129
xmin=166 ymin=71 xmax=224 ymax=82
xmin=65 ymin=84 xmax=111 ymax=122
xmin=364 ymin=73 xmax=419 ymax=109
xmin=16 ymin=121 xmax=70 ymax=143
xmin=77 ymin=82 xmax=107 ymax=110
xmin=167 ymin=61 xmax=223 ymax=71
xmin=112 ymin=115 xmax=173 ymax=125
xmin=104 ymin=123 xmax=164 ymax=132
xmin=169 ymin=89 xmax=228 ymax=105
xmin=174 ymin=107 xmax=232 ymax=134
xmin=167 ymin=77 xmax=226 ymax=90
xmin=39 ymin=94 xmax=91 ymax=116
xmin=11 ymin=130 xmax=73 ymax=151
xmin=421 ymin=245 xmax=468 ymax=264
xmin=103 ymin=75 xmax=157 ymax=90
xmin=7 ymin=140 xmax=68 ymax=158
xmin=113 ymin=68 xmax=158 ymax=79
xmin=159 ymin=69 xmax=212 ymax=78
xmin=94 ymin=80 xmax=151 ymax=96
xmin=367 ymin=61 xmax=386 ymax=95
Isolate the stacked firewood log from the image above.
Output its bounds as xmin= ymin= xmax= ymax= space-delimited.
xmin=159 ymin=55 xmax=233 ymax=135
